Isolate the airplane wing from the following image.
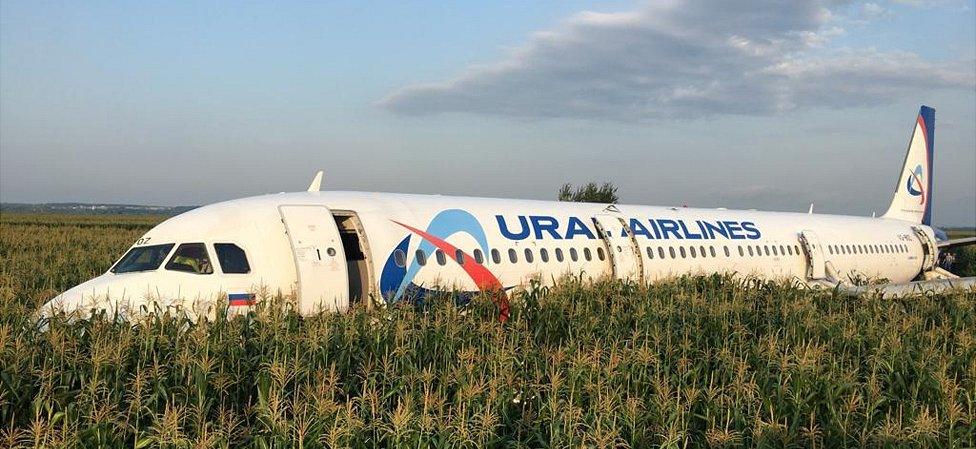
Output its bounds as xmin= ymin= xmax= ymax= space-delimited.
xmin=938 ymin=237 xmax=976 ymax=249
xmin=826 ymin=277 xmax=976 ymax=298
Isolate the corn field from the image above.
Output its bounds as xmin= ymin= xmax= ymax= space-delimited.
xmin=1 ymin=213 xmax=975 ymax=448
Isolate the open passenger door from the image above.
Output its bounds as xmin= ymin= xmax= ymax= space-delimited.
xmin=279 ymin=205 xmax=349 ymax=314
xmin=592 ymin=214 xmax=644 ymax=282
xmin=799 ymin=230 xmax=827 ymax=280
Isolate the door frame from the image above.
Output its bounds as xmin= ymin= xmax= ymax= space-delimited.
xmin=592 ymin=214 xmax=645 ymax=283
xmin=799 ymin=229 xmax=827 ymax=280
xmin=331 ymin=210 xmax=378 ymax=307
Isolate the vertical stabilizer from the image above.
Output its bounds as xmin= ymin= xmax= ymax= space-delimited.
xmin=883 ymin=106 xmax=934 ymax=224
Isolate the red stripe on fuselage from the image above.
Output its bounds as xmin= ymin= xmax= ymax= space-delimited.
xmin=392 ymin=220 xmax=510 ymax=322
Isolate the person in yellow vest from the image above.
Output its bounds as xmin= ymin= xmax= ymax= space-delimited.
xmin=170 ymin=245 xmax=212 ymax=274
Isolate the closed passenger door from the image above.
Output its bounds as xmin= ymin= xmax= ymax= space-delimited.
xmin=592 ymin=215 xmax=644 ymax=282
xmin=279 ymin=205 xmax=349 ymax=314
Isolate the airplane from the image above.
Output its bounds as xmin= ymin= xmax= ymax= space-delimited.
xmin=41 ymin=106 xmax=975 ymax=321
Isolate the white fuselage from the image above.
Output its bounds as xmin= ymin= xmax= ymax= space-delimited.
xmin=44 ymin=191 xmax=937 ymax=318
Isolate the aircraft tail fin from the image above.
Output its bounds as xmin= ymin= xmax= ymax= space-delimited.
xmin=882 ymin=106 xmax=934 ymax=225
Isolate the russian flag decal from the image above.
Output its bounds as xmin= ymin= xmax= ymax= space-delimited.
xmin=228 ymin=293 xmax=256 ymax=306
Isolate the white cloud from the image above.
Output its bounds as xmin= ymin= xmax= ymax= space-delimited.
xmin=380 ymin=0 xmax=973 ymax=121
xmin=861 ymin=2 xmax=890 ymax=19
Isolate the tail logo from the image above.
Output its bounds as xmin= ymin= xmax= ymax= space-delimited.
xmin=905 ymin=163 xmax=925 ymax=204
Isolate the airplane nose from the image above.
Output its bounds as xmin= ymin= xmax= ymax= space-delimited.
xmin=39 ymin=277 xmax=108 ymax=318
xmin=39 ymin=273 xmax=222 ymax=321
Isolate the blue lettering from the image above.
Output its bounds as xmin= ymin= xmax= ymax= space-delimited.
xmin=657 ymin=219 xmax=682 ymax=239
xmin=723 ymin=221 xmax=745 ymax=240
xmin=679 ymin=220 xmax=703 ymax=239
xmin=702 ymin=221 xmax=729 ymax=239
xmin=696 ymin=221 xmax=710 ymax=239
xmin=496 ymin=215 xmax=530 ymax=240
xmin=742 ymin=221 xmax=761 ymax=240
xmin=649 ymin=219 xmax=661 ymax=239
xmin=530 ymin=215 xmax=562 ymax=239
xmin=629 ymin=218 xmax=653 ymax=239
xmin=565 ymin=217 xmax=596 ymax=239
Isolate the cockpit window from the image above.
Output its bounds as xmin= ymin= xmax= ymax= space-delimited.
xmin=165 ymin=243 xmax=214 ymax=274
xmin=214 ymin=243 xmax=251 ymax=274
xmin=111 ymin=244 xmax=175 ymax=274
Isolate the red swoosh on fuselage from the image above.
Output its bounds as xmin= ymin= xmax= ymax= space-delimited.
xmin=392 ymin=220 xmax=510 ymax=323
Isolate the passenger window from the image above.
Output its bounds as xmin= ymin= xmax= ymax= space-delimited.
xmin=747 ymin=246 xmax=754 ymax=257
xmin=491 ymin=249 xmax=501 ymax=264
xmin=524 ymin=248 xmax=534 ymax=263
xmin=763 ymin=245 xmax=770 ymax=256
xmin=455 ymin=249 xmax=464 ymax=264
xmin=794 ymin=245 xmax=800 ymax=255
xmin=772 ymin=246 xmax=778 ymax=256
xmin=738 ymin=246 xmax=744 ymax=257
xmin=416 ymin=250 xmax=427 ymax=266
xmin=669 ymin=247 xmax=676 ymax=259
xmin=709 ymin=246 xmax=716 ymax=258
xmin=570 ymin=248 xmax=579 ymax=262
xmin=646 ymin=247 xmax=654 ymax=259
xmin=436 ymin=250 xmax=447 ymax=266
xmin=473 ymin=249 xmax=484 ymax=264
xmin=508 ymin=248 xmax=518 ymax=263
xmin=723 ymin=246 xmax=730 ymax=257
xmin=393 ymin=249 xmax=407 ymax=268
xmin=597 ymin=247 xmax=605 ymax=261
xmin=540 ymin=248 xmax=549 ymax=263
xmin=658 ymin=247 xmax=665 ymax=259
xmin=555 ymin=248 xmax=564 ymax=262
xmin=689 ymin=246 xmax=697 ymax=258
xmin=165 ymin=243 xmax=213 ymax=274
xmin=584 ymin=248 xmax=592 ymax=261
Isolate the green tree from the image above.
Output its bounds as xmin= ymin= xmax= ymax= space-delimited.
xmin=557 ymin=182 xmax=619 ymax=203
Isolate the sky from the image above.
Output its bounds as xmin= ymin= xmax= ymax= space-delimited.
xmin=1 ymin=0 xmax=974 ymax=226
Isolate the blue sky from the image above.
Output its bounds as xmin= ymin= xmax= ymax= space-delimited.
xmin=1 ymin=0 xmax=974 ymax=225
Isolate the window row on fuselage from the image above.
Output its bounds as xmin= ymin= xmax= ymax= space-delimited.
xmin=826 ymin=242 xmax=909 ymax=256
xmin=390 ymin=240 xmax=811 ymax=270
xmin=645 ymin=242 xmax=803 ymax=260
xmin=392 ymin=245 xmax=609 ymax=268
